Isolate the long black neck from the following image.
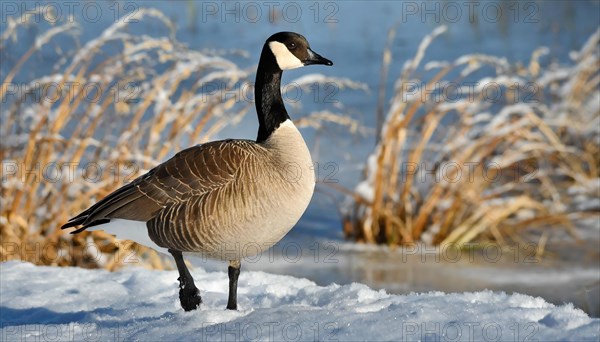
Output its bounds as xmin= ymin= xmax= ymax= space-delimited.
xmin=255 ymin=44 xmax=290 ymax=143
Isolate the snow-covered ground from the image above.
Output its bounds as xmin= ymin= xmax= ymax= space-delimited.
xmin=1 ymin=261 xmax=598 ymax=341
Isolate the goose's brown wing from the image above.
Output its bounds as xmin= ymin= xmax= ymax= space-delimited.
xmin=61 ymin=140 xmax=258 ymax=232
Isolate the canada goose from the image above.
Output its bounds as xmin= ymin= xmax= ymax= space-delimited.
xmin=62 ymin=32 xmax=333 ymax=311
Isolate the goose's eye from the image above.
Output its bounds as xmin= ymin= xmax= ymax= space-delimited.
xmin=288 ymin=42 xmax=296 ymax=50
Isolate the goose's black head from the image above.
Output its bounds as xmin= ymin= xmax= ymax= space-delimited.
xmin=264 ymin=32 xmax=333 ymax=70
xmin=255 ymin=32 xmax=332 ymax=143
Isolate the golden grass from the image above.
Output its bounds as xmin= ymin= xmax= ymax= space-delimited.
xmin=344 ymin=26 xmax=600 ymax=248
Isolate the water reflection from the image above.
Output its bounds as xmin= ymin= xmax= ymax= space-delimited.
xmin=228 ymin=232 xmax=600 ymax=317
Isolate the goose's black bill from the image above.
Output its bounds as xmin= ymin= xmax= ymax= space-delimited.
xmin=304 ymin=48 xmax=333 ymax=66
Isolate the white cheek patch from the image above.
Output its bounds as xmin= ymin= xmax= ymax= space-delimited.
xmin=268 ymin=41 xmax=303 ymax=70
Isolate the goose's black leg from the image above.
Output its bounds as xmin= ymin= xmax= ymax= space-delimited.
xmin=226 ymin=260 xmax=241 ymax=310
xmin=169 ymin=249 xmax=202 ymax=311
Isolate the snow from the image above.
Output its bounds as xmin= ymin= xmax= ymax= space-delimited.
xmin=1 ymin=261 xmax=598 ymax=341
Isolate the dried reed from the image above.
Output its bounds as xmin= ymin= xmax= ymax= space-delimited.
xmin=344 ymin=27 xmax=600 ymax=248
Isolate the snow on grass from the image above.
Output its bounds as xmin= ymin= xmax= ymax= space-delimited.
xmin=1 ymin=262 xmax=598 ymax=341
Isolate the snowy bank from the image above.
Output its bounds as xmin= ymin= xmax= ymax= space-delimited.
xmin=1 ymin=261 xmax=598 ymax=341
